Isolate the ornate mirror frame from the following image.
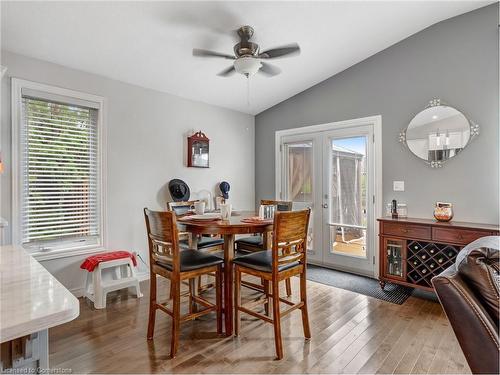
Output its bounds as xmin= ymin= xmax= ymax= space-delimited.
xmin=399 ymin=98 xmax=480 ymax=168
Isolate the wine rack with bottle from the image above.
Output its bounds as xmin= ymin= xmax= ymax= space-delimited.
xmin=378 ymin=217 xmax=499 ymax=291
xmin=406 ymin=241 xmax=459 ymax=288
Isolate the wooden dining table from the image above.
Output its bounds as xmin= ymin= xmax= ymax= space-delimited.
xmin=179 ymin=211 xmax=273 ymax=336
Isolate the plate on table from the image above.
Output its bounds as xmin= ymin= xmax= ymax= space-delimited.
xmin=179 ymin=213 xmax=221 ymax=221
xmin=241 ymin=217 xmax=273 ymax=224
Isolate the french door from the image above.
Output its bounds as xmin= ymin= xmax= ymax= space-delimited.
xmin=278 ymin=118 xmax=381 ymax=277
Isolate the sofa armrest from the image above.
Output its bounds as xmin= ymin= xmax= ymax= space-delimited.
xmin=432 ymin=266 xmax=499 ymax=374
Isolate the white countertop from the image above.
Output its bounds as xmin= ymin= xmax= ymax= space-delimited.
xmin=0 ymin=245 xmax=80 ymax=342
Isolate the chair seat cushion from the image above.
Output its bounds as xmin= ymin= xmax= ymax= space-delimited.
xmin=233 ymin=250 xmax=299 ymax=273
xmin=198 ymin=236 xmax=224 ymax=248
xmin=179 ymin=237 xmax=224 ymax=250
xmin=156 ymin=250 xmax=223 ymax=272
xmin=235 ymin=235 xmax=263 ymax=247
xmin=207 ymin=250 xmax=249 ymax=261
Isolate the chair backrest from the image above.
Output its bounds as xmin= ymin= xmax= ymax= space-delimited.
xmin=260 ymin=199 xmax=293 ymax=212
xmin=167 ymin=200 xmax=198 ymax=216
xmin=272 ymin=209 xmax=311 ymax=272
xmin=144 ymin=208 xmax=180 ymax=272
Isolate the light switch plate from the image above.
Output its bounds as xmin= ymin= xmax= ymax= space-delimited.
xmin=393 ymin=181 xmax=405 ymax=191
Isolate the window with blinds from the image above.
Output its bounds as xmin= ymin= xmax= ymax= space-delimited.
xmin=19 ymin=92 xmax=101 ymax=249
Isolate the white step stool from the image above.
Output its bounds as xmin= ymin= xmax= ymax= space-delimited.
xmin=84 ymin=257 xmax=143 ymax=309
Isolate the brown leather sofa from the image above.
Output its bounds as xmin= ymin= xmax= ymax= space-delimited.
xmin=432 ymin=242 xmax=499 ymax=374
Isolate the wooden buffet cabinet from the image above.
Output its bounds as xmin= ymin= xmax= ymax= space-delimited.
xmin=378 ymin=217 xmax=499 ymax=291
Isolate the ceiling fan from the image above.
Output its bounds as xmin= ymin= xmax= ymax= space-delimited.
xmin=193 ymin=25 xmax=300 ymax=78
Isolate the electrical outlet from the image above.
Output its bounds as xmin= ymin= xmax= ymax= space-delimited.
xmin=393 ymin=181 xmax=405 ymax=191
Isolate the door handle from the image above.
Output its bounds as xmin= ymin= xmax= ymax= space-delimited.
xmin=322 ymin=203 xmax=328 ymax=209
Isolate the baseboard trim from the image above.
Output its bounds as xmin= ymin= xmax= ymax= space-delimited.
xmin=70 ymin=271 xmax=150 ymax=298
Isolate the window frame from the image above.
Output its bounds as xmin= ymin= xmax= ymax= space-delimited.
xmin=11 ymin=78 xmax=107 ymax=260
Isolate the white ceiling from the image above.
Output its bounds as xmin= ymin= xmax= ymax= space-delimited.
xmin=1 ymin=1 xmax=490 ymax=115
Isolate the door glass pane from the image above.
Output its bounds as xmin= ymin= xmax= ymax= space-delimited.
xmin=286 ymin=142 xmax=313 ymax=203
xmin=284 ymin=141 xmax=314 ymax=251
xmin=329 ymin=136 xmax=367 ymax=258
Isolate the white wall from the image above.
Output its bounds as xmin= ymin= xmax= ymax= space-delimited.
xmin=0 ymin=51 xmax=255 ymax=294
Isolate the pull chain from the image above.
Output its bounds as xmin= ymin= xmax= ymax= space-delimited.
xmin=246 ymin=75 xmax=250 ymax=107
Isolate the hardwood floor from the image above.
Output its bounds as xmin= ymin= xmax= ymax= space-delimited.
xmin=49 ymin=276 xmax=471 ymax=374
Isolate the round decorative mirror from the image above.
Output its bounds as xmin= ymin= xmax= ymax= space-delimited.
xmin=400 ymin=99 xmax=479 ymax=168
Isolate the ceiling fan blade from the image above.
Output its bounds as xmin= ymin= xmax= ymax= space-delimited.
xmin=192 ymin=48 xmax=235 ymax=60
xmin=259 ymin=62 xmax=281 ymax=77
xmin=258 ymin=43 xmax=300 ymax=59
xmin=217 ymin=65 xmax=236 ymax=77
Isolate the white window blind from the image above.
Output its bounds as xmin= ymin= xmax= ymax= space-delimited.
xmin=20 ymin=94 xmax=100 ymax=248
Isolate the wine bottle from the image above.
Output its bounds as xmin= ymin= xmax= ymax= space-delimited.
xmin=391 ymin=199 xmax=398 ymax=219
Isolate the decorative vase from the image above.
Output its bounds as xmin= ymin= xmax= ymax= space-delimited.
xmin=434 ymin=202 xmax=453 ymax=222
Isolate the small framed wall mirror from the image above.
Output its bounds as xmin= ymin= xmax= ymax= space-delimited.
xmin=187 ymin=131 xmax=210 ymax=168
xmin=399 ymin=99 xmax=479 ymax=168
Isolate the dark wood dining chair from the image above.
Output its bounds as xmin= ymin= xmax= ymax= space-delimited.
xmin=144 ymin=208 xmax=223 ymax=358
xmin=167 ymin=200 xmax=224 ymax=294
xmin=167 ymin=200 xmax=197 ymax=215
xmin=167 ymin=200 xmax=224 ymax=252
xmin=235 ymin=199 xmax=294 ymax=296
xmin=235 ymin=199 xmax=293 ymax=252
xmin=233 ymin=209 xmax=311 ymax=360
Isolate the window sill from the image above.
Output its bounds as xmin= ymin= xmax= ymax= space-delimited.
xmin=31 ymin=246 xmax=107 ymax=262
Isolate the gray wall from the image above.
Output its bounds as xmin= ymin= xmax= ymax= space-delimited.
xmin=255 ymin=4 xmax=499 ymax=224
xmin=1 ymin=51 xmax=254 ymax=293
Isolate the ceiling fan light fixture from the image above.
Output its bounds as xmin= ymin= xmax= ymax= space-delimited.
xmin=193 ymin=25 xmax=300 ymax=78
xmin=234 ymin=57 xmax=262 ymax=77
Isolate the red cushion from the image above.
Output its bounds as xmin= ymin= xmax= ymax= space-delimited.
xmin=80 ymin=251 xmax=137 ymax=272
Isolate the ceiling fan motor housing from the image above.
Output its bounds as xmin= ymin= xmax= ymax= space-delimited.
xmin=233 ymin=56 xmax=262 ymax=76
xmin=233 ymin=42 xmax=259 ymax=57
xmin=235 ymin=26 xmax=259 ymax=57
